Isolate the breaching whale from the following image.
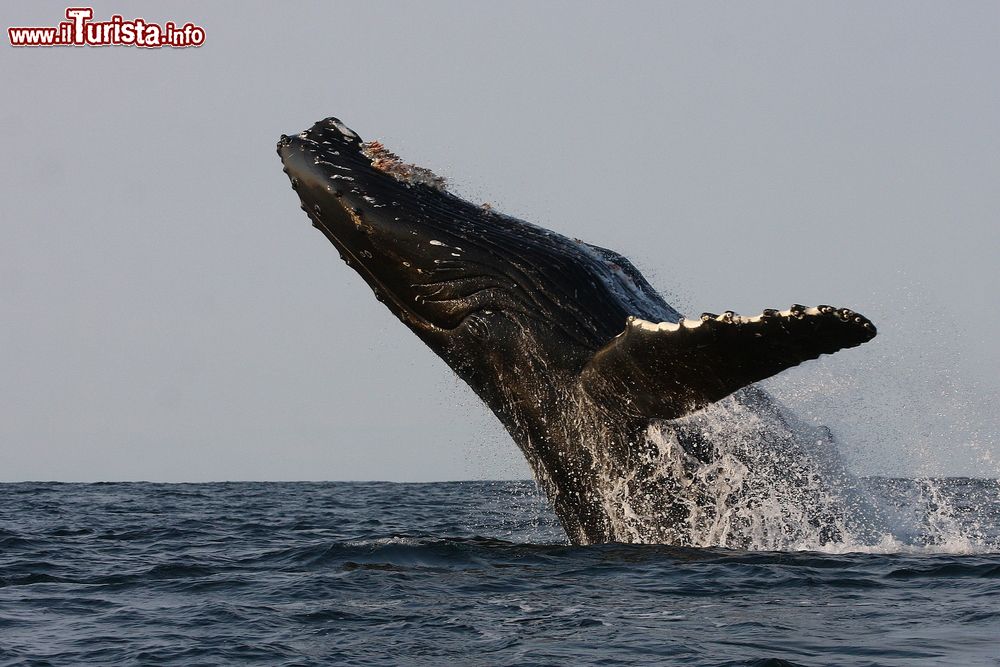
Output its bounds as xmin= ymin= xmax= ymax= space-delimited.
xmin=277 ymin=117 xmax=877 ymax=545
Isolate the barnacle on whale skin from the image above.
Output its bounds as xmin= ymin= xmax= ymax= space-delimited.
xmin=361 ymin=140 xmax=447 ymax=191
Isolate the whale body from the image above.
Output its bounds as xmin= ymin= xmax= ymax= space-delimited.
xmin=277 ymin=118 xmax=876 ymax=545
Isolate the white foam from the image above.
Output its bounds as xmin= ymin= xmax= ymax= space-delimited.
xmin=610 ymin=397 xmax=1000 ymax=554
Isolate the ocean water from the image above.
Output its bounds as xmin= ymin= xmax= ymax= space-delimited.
xmin=1 ymin=479 xmax=998 ymax=666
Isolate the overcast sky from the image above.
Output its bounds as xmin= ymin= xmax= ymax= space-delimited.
xmin=2 ymin=1 xmax=997 ymax=482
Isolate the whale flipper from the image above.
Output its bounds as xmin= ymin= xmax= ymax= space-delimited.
xmin=581 ymin=305 xmax=876 ymax=420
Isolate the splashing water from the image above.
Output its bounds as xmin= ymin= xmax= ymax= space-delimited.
xmin=612 ymin=393 xmax=1000 ymax=554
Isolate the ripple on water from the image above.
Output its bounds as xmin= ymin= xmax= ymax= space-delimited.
xmin=0 ymin=480 xmax=997 ymax=666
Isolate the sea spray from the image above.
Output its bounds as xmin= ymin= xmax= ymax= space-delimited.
xmin=587 ymin=390 xmax=999 ymax=552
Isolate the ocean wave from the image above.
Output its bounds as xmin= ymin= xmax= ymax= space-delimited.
xmin=1 ymin=481 xmax=998 ymax=666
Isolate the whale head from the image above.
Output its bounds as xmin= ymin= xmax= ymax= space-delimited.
xmin=277 ymin=118 xmax=670 ymax=369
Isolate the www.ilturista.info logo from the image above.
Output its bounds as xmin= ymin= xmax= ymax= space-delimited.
xmin=8 ymin=7 xmax=205 ymax=48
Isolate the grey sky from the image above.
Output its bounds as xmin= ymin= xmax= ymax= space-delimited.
xmin=2 ymin=1 xmax=997 ymax=482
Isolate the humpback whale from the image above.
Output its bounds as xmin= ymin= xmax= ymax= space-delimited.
xmin=277 ymin=117 xmax=877 ymax=545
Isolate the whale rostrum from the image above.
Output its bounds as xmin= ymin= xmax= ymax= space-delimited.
xmin=277 ymin=117 xmax=877 ymax=545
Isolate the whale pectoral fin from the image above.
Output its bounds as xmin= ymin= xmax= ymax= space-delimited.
xmin=580 ymin=305 xmax=876 ymax=420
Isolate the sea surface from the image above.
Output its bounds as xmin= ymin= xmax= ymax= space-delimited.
xmin=1 ymin=479 xmax=999 ymax=666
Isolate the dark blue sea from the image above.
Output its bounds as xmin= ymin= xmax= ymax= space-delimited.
xmin=1 ymin=479 xmax=999 ymax=666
